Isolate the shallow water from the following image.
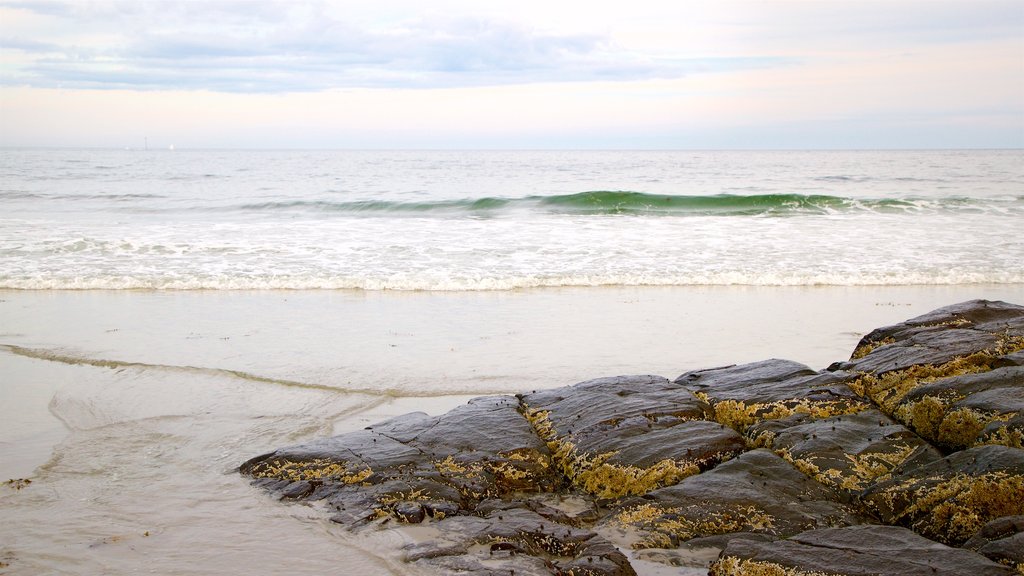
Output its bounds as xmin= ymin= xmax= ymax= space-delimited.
xmin=2 ymin=285 xmax=1022 ymax=574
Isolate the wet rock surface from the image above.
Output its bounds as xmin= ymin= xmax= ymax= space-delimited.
xmin=749 ymin=408 xmax=943 ymax=497
xmin=711 ymin=525 xmax=1016 ymax=575
xmin=861 ymin=444 xmax=1024 ymax=545
xmin=240 ymin=299 xmax=1024 ymax=575
xmin=605 ymin=449 xmax=869 ymax=549
xmin=518 ymin=375 xmax=746 ymax=500
xmin=964 ymin=515 xmax=1024 ymax=568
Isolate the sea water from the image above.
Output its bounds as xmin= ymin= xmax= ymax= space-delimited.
xmin=1 ymin=149 xmax=1022 ymax=575
xmin=1 ymin=149 xmax=1022 ymax=290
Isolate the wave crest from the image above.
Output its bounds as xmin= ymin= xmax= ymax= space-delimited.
xmin=236 ymin=191 xmax=1017 ymax=217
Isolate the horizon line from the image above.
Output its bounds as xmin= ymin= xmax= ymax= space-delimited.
xmin=3 ymin=146 xmax=1023 ymax=153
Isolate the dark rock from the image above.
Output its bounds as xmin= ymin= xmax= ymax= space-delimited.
xmin=854 ymin=299 xmax=1024 ymax=354
xmin=518 ymin=375 xmax=745 ymax=499
xmin=394 ymin=501 xmax=426 ymax=523
xmin=710 ymin=525 xmax=1015 ymax=575
xmin=861 ymin=445 xmax=1024 ymax=545
xmin=964 ymin=516 xmax=1024 ymax=569
xmin=240 ymin=395 xmax=559 ymax=524
xmin=674 ymin=359 xmax=870 ymax=432
xmin=279 ymin=480 xmax=314 ymax=499
xmin=845 ymin=300 xmax=1024 ymax=415
xmin=894 ymin=365 xmax=1024 ymax=450
xmin=605 ymin=449 xmax=868 ymax=549
xmin=404 ymin=505 xmax=636 ymax=576
xmin=238 ymin=299 xmax=1024 ymax=575
xmin=748 ymin=408 xmax=943 ymax=497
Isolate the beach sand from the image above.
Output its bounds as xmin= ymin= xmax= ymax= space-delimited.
xmin=1 ymin=285 xmax=1022 ymax=574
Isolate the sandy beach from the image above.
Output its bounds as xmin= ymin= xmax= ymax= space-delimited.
xmin=1 ymin=285 xmax=1021 ymax=574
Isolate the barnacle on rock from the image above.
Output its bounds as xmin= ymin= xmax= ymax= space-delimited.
xmin=247 ymin=457 xmax=372 ymax=484
xmin=522 ymin=404 xmax=708 ymax=499
xmin=614 ymin=502 xmax=775 ymax=549
xmin=711 ymin=556 xmax=842 ymax=576
xmin=850 ymin=351 xmax=999 ymax=411
xmin=711 ymin=399 xmax=867 ymax=433
xmin=870 ymin=471 xmax=1024 ymax=545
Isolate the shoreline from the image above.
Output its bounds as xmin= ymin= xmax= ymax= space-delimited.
xmin=1 ymin=285 xmax=1022 ymax=574
xmin=3 ymin=284 xmax=1023 ymax=474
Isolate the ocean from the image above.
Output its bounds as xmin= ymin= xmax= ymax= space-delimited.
xmin=1 ymin=149 xmax=1022 ymax=575
xmin=2 ymin=149 xmax=1022 ymax=290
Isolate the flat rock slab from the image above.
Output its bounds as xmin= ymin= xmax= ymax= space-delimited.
xmin=605 ymin=449 xmax=867 ymax=550
xmin=404 ymin=503 xmax=636 ymax=576
xmin=964 ymin=515 xmax=1024 ymax=568
xmin=518 ymin=375 xmax=746 ymax=499
xmin=710 ymin=525 xmax=1015 ymax=575
xmin=674 ymin=359 xmax=870 ymax=432
xmin=861 ymin=444 xmax=1024 ymax=546
xmin=749 ymin=408 xmax=943 ymax=496
xmin=240 ymin=395 xmax=560 ymax=522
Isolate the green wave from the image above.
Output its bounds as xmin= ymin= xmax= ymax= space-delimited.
xmin=239 ymin=191 xmax=1003 ymax=217
xmin=535 ymin=191 xmax=885 ymax=215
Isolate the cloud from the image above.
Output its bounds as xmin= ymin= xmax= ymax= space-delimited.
xmin=0 ymin=0 xmax=791 ymax=92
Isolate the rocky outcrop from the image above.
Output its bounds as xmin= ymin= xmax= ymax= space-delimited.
xmin=861 ymin=445 xmax=1024 ymax=545
xmin=241 ymin=396 xmax=562 ymax=525
xmin=240 ymin=299 xmax=1024 ymax=575
xmin=518 ymin=375 xmax=745 ymax=500
xmin=711 ymin=525 xmax=1015 ymax=575
xmin=606 ymin=449 xmax=869 ymax=549
xmin=747 ymin=408 xmax=943 ymax=498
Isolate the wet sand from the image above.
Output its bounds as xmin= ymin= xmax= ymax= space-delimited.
xmin=1 ymin=285 xmax=1022 ymax=574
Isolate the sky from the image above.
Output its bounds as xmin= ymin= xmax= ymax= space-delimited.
xmin=0 ymin=0 xmax=1022 ymax=149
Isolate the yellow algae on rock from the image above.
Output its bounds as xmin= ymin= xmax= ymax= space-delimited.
xmin=788 ymin=445 xmax=915 ymax=492
xmin=936 ymin=407 xmax=991 ymax=449
xmin=981 ymin=425 xmax=1024 ymax=449
xmin=522 ymin=403 xmax=712 ymax=499
xmin=711 ymin=556 xmax=842 ymax=576
xmin=852 ymin=333 xmax=1024 ymax=413
xmin=894 ymin=394 xmax=1018 ymax=450
xmin=614 ymin=502 xmax=775 ymax=549
xmin=851 ymin=336 xmax=896 ymax=360
xmin=712 ymin=398 xmax=867 ymax=433
xmin=577 ymin=458 xmax=701 ymax=500
xmin=872 ymin=471 xmax=1024 ymax=545
xmin=247 ymin=457 xmax=372 ymax=484
xmin=851 ymin=351 xmax=998 ymax=411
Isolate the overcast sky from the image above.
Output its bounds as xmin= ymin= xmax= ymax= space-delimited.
xmin=1 ymin=0 xmax=1022 ymax=149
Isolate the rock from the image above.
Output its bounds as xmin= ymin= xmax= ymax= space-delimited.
xmin=894 ymin=365 xmax=1024 ymax=450
xmin=518 ymin=375 xmax=746 ymax=500
xmin=605 ymin=449 xmax=868 ymax=550
xmin=748 ymin=408 xmax=943 ymax=497
xmin=238 ymin=299 xmax=1024 ymax=575
xmin=842 ymin=299 xmax=1024 ymax=415
xmin=674 ymin=359 xmax=870 ymax=432
xmin=963 ymin=515 xmax=1024 ymax=570
xmin=239 ymin=395 xmax=559 ymax=523
xmin=861 ymin=445 xmax=1024 ymax=545
xmin=710 ymin=525 xmax=1015 ymax=575
xmin=404 ymin=504 xmax=636 ymax=576
xmin=394 ymin=501 xmax=426 ymax=523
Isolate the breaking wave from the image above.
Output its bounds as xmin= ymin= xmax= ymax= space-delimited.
xmin=236 ymin=192 xmax=1021 ymax=217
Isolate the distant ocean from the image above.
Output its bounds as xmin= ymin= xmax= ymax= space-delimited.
xmin=1 ymin=149 xmax=1022 ymax=290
